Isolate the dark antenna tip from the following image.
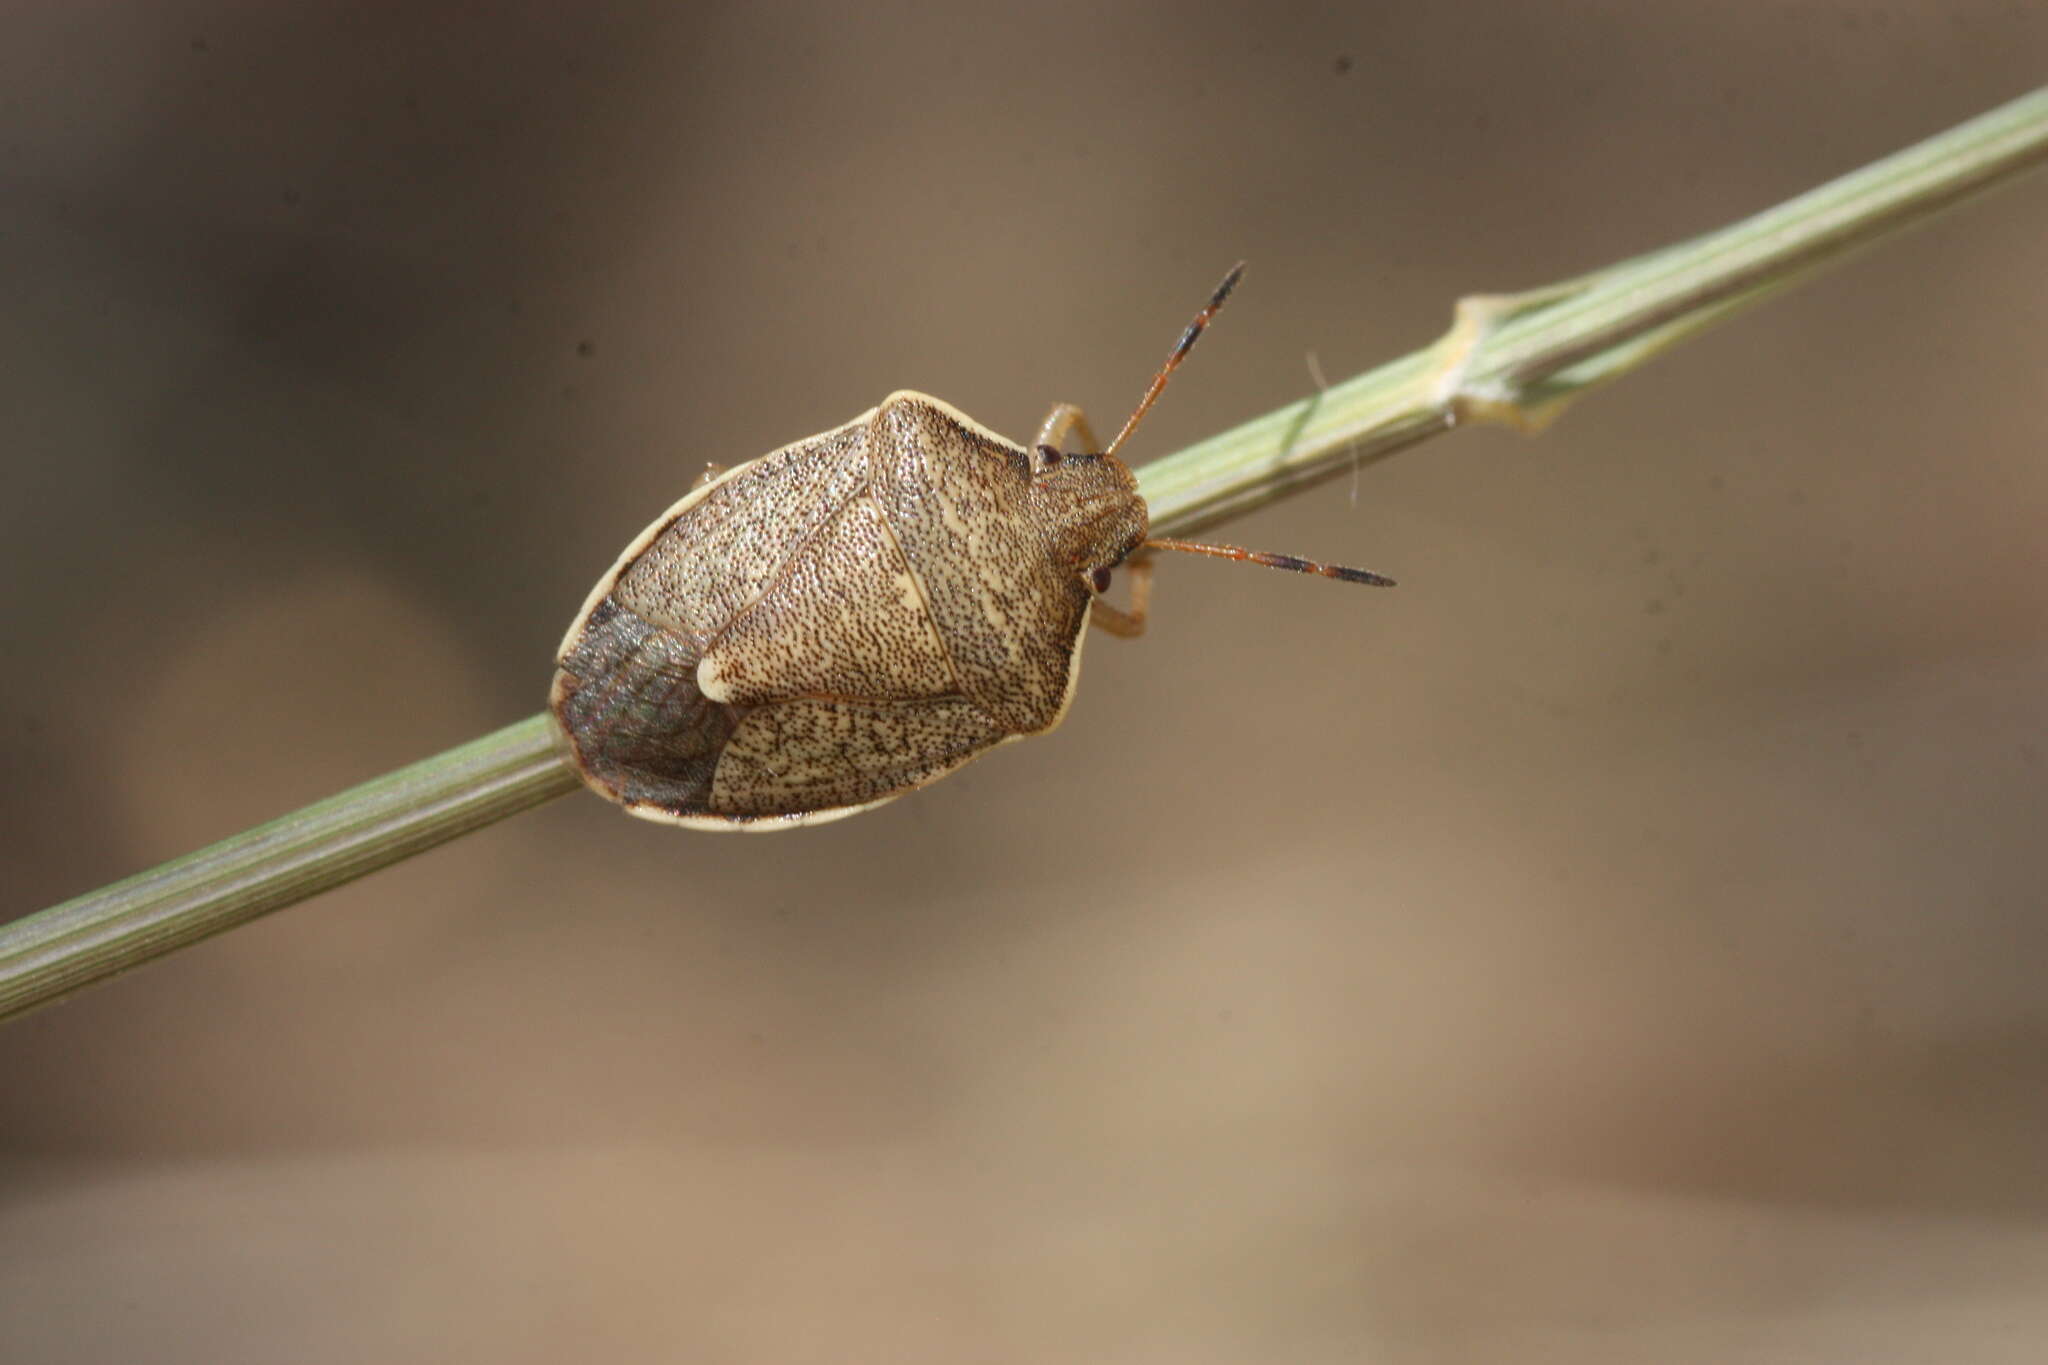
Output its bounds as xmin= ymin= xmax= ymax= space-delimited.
xmin=1212 ymin=261 xmax=1246 ymax=309
xmin=1143 ymin=537 xmax=1396 ymax=587
xmin=1102 ymin=262 xmax=1249 ymax=461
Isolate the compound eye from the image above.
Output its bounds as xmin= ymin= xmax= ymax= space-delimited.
xmin=1089 ymin=566 xmax=1113 ymax=594
xmin=1036 ymin=444 xmax=1064 ymax=471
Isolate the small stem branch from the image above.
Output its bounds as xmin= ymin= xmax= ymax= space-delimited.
xmin=5 ymin=87 xmax=2046 ymax=1022
xmin=1136 ymin=87 xmax=2048 ymax=536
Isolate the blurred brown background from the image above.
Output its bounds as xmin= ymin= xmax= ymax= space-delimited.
xmin=5 ymin=2 xmax=2048 ymax=1360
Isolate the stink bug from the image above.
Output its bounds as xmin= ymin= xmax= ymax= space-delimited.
xmin=550 ymin=264 xmax=1393 ymax=829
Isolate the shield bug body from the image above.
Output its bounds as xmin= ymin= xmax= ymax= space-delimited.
xmin=550 ymin=266 xmax=1391 ymax=830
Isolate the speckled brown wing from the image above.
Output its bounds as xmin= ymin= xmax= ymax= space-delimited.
xmin=706 ymin=697 xmax=1008 ymax=818
xmin=550 ymin=415 xmax=877 ymax=824
xmin=696 ymin=495 xmax=959 ymax=707
xmin=686 ymin=471 xmax=1014 ymax=819
xmin=550 ymin=400 xmax=1030 ymax=827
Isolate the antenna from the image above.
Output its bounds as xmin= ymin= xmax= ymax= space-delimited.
xmin=1109 ymin=263 xmax=1398 ymax=591
xmin=1143 ymin=537 xmax=1395 ymax=586
xmin=1102 ymin=261 xmax=1245 ymax=460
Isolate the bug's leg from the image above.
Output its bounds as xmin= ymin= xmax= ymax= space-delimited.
xmin=1087 ymin=555 xmax=1153 ymax=639
xmin=694 ymin=462 xmax=730 ymax=489
xmin=1035 ymin=403 xmax=1103 ymax=456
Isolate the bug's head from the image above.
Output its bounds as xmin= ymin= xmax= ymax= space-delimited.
xmin=1032 ymin=265 xmax=1398 ymax=600
xmin=1026 ymin=262 xmax=1251 ymax=590
xmin=1028 ymin=443 xmax=1150 ymax=576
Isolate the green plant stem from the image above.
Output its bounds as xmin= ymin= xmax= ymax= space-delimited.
xmin=5 ymin=87 xmax=2046 ymax=1022
xmin=0 ymin=718 xmax=579 ymax=1018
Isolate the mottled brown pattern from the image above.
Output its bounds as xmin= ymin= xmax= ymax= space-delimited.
xmin=614 ymin=420 xmax=869 ymax=646
xmin=868 ymin=395 xmax=1146 ymax=732
xmin=550 ymin=391 xmax=1151 ymax=827
xmin=702 ymin=495 xmax=958 ymax=706
xmin=710 ymin=698 xmax=1007 ymax=817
